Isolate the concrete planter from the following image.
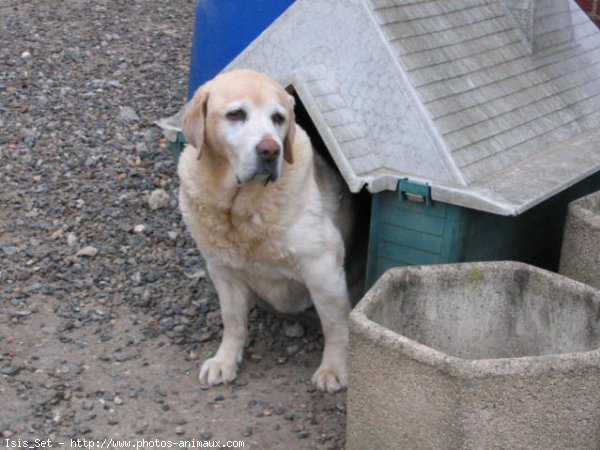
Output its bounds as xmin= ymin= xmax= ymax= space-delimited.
xmin=348 ymin=262 xmax=600 ymax=450
xmin=559 ymin=189 xmax=600 ymax=289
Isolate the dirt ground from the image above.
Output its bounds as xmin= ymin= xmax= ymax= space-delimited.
xmin=0 ymin=1 xmax=346 ymax=449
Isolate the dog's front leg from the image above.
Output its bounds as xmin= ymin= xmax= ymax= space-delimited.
xmin=199 ymin=264 xmax=252 ymax=386
xmin=301 ymin=251 xmax=350 ymax=393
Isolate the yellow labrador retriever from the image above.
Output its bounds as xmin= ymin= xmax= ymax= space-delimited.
xmin=178 ymin=69 xmax=353 ymax=393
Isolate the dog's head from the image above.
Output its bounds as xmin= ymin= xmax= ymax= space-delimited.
xmin=183 ymin=70 xmax=296 ymax=185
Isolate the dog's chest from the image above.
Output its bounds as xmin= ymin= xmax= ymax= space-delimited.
xmin=193 ymin=199 xmax=297 ymax=270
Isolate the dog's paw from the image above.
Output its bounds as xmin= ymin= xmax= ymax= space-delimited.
xmin=312 ymin=363 xmax=347 ymax=393
xmin=199 ymin=356 xmax=238 ymax=386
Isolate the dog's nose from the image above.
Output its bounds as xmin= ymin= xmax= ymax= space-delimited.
xmin=256 ymin=138 xmax=280 ymax=162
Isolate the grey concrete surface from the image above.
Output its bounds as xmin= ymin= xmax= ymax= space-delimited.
xmin=559 ymin=189 xmax=600 ymax=289
xmin=348 ymin=262 xmax=600 ymax=450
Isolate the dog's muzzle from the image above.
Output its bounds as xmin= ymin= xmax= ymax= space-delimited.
xmin=256 ymin=138 xmax=281 ymax=184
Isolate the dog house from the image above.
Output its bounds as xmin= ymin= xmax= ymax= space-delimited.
xmin=167 ymin=0 xmax=600 ymax=289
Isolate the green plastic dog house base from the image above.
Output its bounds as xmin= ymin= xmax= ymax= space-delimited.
xmin=366 ymin=173 xmax=600 ymax=289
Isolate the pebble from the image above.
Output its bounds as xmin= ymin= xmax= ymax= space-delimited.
xmin=135 ymin=421 xmax=149 ymax=435
xmin=186 ymin=269 xmax=206 ymax=280
xmin=119 ymin=106 xmax=140 ymax=122
xmin=198 ymin=332 xmax=213 ymax=342
xmin=242 ymin=426 xmax=253 ymax=437
xmin=147 ymin=189 xmax=170 ymax=210
xmin=286 ymin=344 xmax=301 ymax=356
xmin=297 ymin=431 xmax=310 ymax=439
xmin=67 ymin=233 xmax=77 ymax=247
xmin=283 ymin=322 xmax=305 ymax=338
xmin=81 ymin=401 xmax=94 ymax=411
xmin=1 ymin=246 xmax=19 ymax=256
xmin=76 ymin=246 xmax=98 ymax=257
xmin=1 ymin=365 xmax=22 ymax=376
xmin=159 ymin=318 xmax=173 ymax=328
xmin=175 ymin=426 xmax=185 ymax=435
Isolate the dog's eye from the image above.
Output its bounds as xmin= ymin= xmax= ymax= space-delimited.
xmin=271 ymin=112 xmax=286 ymax=125
xmin=226 ymin=109 xmax=247 ymax=122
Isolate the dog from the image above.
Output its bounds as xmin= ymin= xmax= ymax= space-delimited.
xmin=178 ymin=69 xmax=354 ymax=393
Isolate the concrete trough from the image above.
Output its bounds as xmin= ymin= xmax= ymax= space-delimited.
xmin=348 ymin=261 xmax=600 ymax=450
xmin=559 ymin=189 xmax=600 ymax=289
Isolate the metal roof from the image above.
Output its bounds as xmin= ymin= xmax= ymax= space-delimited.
xmin=224 ymin=0 xmax=600 ymax=215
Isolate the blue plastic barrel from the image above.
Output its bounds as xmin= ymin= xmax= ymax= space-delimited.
xmin=187 ymin=0 xmax=296 ymax=99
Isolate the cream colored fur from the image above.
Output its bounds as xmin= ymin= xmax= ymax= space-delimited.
xmin=178 ymin=70 xmax=351 ymax=393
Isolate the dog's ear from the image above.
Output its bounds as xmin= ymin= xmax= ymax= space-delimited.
xmin=182 ymin=83 xmax=210 ymax=159
xmin=283 ymin=94 xmax=296 ymax=164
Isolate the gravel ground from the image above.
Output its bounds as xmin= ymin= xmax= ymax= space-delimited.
xmin=0 ymin=1 xmax=346 ymax=449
